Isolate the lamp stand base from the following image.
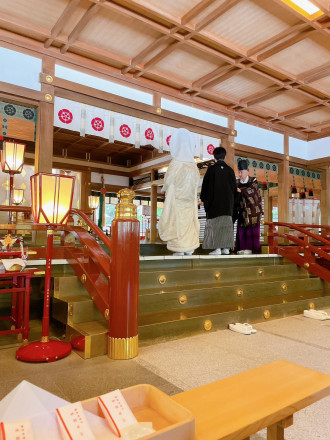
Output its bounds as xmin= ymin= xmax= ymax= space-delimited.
xmin=16 ymin=340 xmax=72 ymax=363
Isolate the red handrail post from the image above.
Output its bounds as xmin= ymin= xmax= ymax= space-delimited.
xmin=108 ymin=189 xmax=140 ymax=359
xmin=267 ymin=223 xmax=278 ymax=254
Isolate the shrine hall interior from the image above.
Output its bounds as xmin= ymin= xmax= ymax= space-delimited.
xmin=0 ymin=1 xmax=329 ymax=439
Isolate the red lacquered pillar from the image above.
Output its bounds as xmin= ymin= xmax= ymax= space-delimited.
xmin=108 ymin=189 xmax=140 ymax=359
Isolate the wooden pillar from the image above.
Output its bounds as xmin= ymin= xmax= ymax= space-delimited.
xmin=150 ymin=170 xmax=158 ymax=243
xmin=35 ymin=56 xmax=54 ymax=173
xmin=320 ymin=167 xmax=330 ymax=225
xmin=224 ymin=116 xmax=235 ymax=169
xmin=278 ymin=134 xmax=290 ymax=224
xmin=81 ymin=169 xmax=92 ymax=210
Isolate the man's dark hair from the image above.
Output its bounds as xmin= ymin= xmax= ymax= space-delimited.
xmin=213 ymin=146 xmax=226 ymax=161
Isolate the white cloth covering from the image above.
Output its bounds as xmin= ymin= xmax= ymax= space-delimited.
xmin=159 ymin=129 xmax=200 ymax=253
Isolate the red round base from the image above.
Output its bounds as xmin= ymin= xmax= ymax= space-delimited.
xmin=16 ymin=340 xmax=72 ymax=363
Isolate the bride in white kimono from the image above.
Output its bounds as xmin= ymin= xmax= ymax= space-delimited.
xmin=158 ymin=128 xmax=200 ymax=255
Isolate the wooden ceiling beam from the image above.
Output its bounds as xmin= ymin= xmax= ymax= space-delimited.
xmin=247 ymin=23 xmax=311 ymax=57
xmin=195 ymin=0 xmax=241 ymax=32
xmin=45 ymin=0 xmax=80 ymax=48
xmin=122 ymin=28 xmax=179 ymax=75
xmin=197 ymin=67 xmax=242 ymax=92
xmin=133 ymin=41 xmax=183 ymax=78
xmin=257 ymin=29 xmax=316 ymax=62
xmin=60 ymin=2 xmax=104 ymax=54
xmin=181 ymin=0 xmax=217 ymax=25
xmin=182 ymin=64 xmax=234 ymax=93
xmin=239 ymin=86 xmax=285 ymax=107
xmin=278 ymin=103 xmax=324 ymax=119
xmin=296 ymin=61 xmax=330 ymax=84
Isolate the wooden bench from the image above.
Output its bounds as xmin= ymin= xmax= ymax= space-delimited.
xmin=172 ymin=360 xmax=330 ymax=440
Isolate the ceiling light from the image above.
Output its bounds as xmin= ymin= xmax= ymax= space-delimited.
xmin=282 ymin=0 xmax=322 ymax=18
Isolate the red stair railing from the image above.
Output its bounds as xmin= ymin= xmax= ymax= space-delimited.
xmin=265 ymin=222 xmax=330 ymax=282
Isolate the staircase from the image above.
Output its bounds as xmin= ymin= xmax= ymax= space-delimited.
xmin=51 ymin=253 xmax=330 ymax=358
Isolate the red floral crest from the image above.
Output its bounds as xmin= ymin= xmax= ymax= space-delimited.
xmin=91 ymin=117 xmax=104 ymax=131
xmin=120 ymin=124 xmax=131 ymax=138
xmin=145 ymin=128 xmax=154 ymax=141
xmin=100 ymin=188 xmax=107 ymax=195
xmin=207 ymin=144 xmax=215 ymax=155
xmin=166 ymin=135 xmax=172 ymax=146
xmin=58 ymin=109 xmax=73 ymax=124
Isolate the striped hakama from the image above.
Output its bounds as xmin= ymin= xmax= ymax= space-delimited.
xmin=202 ymin=215 xmax=234 ymax=249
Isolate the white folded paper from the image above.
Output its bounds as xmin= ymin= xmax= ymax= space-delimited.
xmin=56 ymin=402 xmax=95 ymax=440
xmin=1 ymin=258 xmax=26 ymax=272
xmin=0 ymin=418 xmax=34 ymax=440
xmin=98 ymin=390 xmax=137 ymax=437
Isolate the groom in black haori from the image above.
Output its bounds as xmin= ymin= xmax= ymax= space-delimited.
xmin=201 ymin=146 xmax=237 ymax=255
xmin=235 ymin=159 xmax=263 ymax=254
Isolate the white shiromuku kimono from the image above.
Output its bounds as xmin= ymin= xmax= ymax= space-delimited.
xmin=158 ymin=128 xmax=200 ymax=253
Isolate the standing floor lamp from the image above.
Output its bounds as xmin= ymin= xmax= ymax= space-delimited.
xmin=1 ymin=140 xmax=26 ymax=224
xmin=88 ymin=195 xmax=100 ymax=222
xmin=16 ymin=172 xmax=75 ymax=362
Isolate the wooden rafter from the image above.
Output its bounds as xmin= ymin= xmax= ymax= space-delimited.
xmin=60 ymin=1 xmax=104 ymax=54
xmin=194 ymin=0 xmax=241 ymax=32
xmin=45 ymin=0 xmax=80 ymax=48
xmin=238 ymin=86 xmax=285 ymax=107
xmin=278 ymin=103 xmax=325 ymax=119
xmin=297 ymin=61 xmax=330 ymax=84
xmin=181 ymin=0 xmax=217 ymax=25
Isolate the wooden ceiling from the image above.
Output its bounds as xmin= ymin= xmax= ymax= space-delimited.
xmin=0 ymin=0 xmax=330 ymax=140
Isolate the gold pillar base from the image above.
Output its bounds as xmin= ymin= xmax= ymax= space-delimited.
xmin=108 ymin=335 xmax=138 ymax=359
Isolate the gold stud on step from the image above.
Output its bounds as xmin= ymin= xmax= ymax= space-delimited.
xmin=204 ymin=320 xmax=212 ymax=331
xmin=264 ymin=309 xmax=270 ymax=319
xmin=309 ymin=302 xmax=315 ymax=310
xmin=214 ymin=271 xmax=221 ymax=280
xmin=81 ymin=274 xmax=86 ymax=284
xmin=236 ymin=288 xmax=243 ymax=297
xmin=158 ymin=274 xmax=166 ymax=284
xmin=304 ymin=262 xmax=310 ymax=269
xmin=281 ymin=282 xmax=287 ymax=292
xmin=258 ymin=268 xmax=264 ymax=276
xmin=178 ymin=294 xmax=187 ymax=305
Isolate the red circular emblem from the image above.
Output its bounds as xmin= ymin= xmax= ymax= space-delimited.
xmin=120 ymin=124 xmax=131 ymax=138
xmin=166 ymin=135 xmax=172 ymax=146
xmin=207 ymin=144 xmax=215 ymax=155
xmin=58 ymin=109 xmax=73 ymax=124
xmin=100 ymin=188 xmax=107 ymax=195
xmin=91 ymin=117 xmax=104 ymax=131
xmin=145 ymin=128 xmax=154 ymax=141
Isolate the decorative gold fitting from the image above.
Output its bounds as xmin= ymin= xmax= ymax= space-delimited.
xmin=156 ymin=107 xmax=162 ymax=114
xmin=44 ymin=93 xmax=53 ymax=102
xmin=27 ymin=251 xmax=37 ymax=255
xmin=45 ymin=75 xmax=53 ymax=83
xmin=214 ymin=271 xmax=221 ymax=280
xmin=281 ymin=283 xmax=288 ymax=292
xmin=258 ymin=269 xmax=264 ymax=276
xmin=231 ymin=129 xmax=236 ymax=135
xmin=108 ymin=335 xmax=138 ymax=359
xmin=115 ymin=189 xmax=137 ymax=220
xmin=68 ymin=304 xmax=73 ymax=316
xmin=237 ymin=305 xmax=243 ymax=311
xmin=178 ymin=294 xmax=187 ymax=304
xmin=236 ymin=288 xmax=243 ymax=297
xmin=41 ymin=336 xmax=49 ymax=343
xmin=304 ymin=262 xmax=310 ymax=269
xmin=104 ymin=308 xmax=109 ymax=319
xmin=158 ymin=274 xmax=166 ymax=284
xmin=47 ymin=229 xmax=54 ymax=235
xmin=34 ymin=271 xmax=45 ymax=275
xmin=305 ymin=246 xmax=309 ymax=249
xmin=204 ymin=320 xmax=212 ymax=331
xmin=261 ymin=220 xmax=264 ymax=225
xmin=84 ymin=245 xmax=88 ymax=249
xmin=179 ymin=312 xmax=187 ymax=320
xmin=264 ymin=310 xmax=270 ymax=319
xmin=22 ymin=339 xmax=29 ymax=346
xmin=282 ymin=299 xmax=287 ymax=304
xmin=230 ymin=142 xmax=235 ymax=148
xmin=309 ymin=302 xmax=315 ymax=310
xmin=286 ymin=155 xmax=290 ymax=160
xmin=81 ymin=274 xmax=87 ymax=283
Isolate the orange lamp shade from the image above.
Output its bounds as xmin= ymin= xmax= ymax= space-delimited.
xmin=31 ymin=173 xmax=75 ymax=225
xmin=1 ymin=141 xmax=26 ymax=174
xmin=88 ymin=195 xmax=100 ymax=210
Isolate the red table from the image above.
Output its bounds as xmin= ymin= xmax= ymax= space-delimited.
xmin=0 ymin=250 xmax=37 ymax=342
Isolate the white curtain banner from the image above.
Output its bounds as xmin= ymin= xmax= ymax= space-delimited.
xmin=114 ymin=114 xmax=136 ymax=145
xmin=140 ymin=120 xmax=159 ymax=148
xmin=85 ymin=106 xmax=110 ymax=139
xmin=162 ymin=126 xmax=177 ymax=152
xmin=54 ymin=97 xmax=81 ymax=132
xmin=203 ymin=136 xmax=220 ymax=159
